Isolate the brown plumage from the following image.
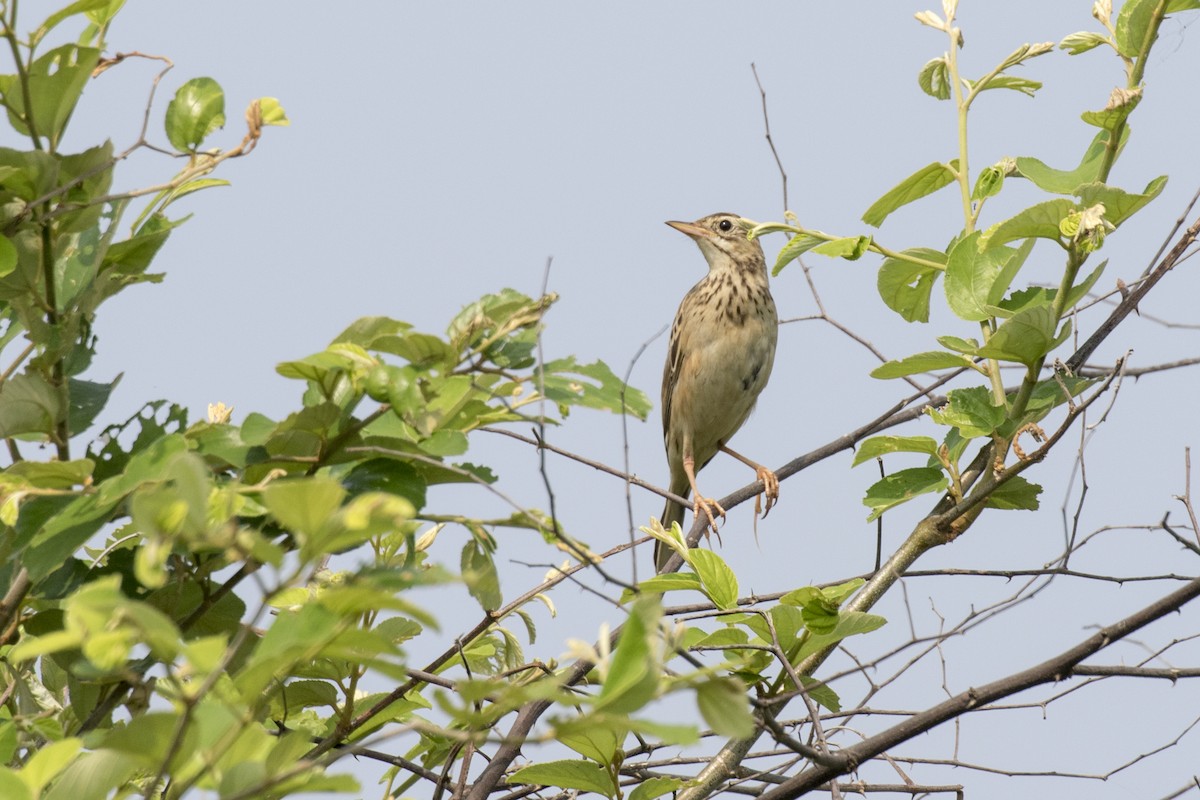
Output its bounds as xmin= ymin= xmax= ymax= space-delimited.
xmin=655 ymin=212 xmax=780 ymax=571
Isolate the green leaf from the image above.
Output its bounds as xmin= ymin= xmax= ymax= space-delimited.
xmin=597 ymin=597 xmax=660 ymax=714
xmin=164 ymin=77 xmax=226 ymax=152
xmin=256 ymin=97 xmax=289 ymax=126
xmin=870 ymin=351 xmax=973 ymax=379
xmin=342 ymin=458 xmax=426 ymax=510
xmin=1 ymin=46 xmax=100 ymax=145
xmin=0 ymin=235 xmax=16 ymax=278
xmin=928 ymin=386 xmax=1006 ymax=439
xmin=41 ymin=748 xmax=142 ymax=800
xmin=981 ymin=199 xmax=1075 ymax=248
xmin=1015 ymin=130 xmax=1116 ymax=194
xmin=688 ymin=549 xmax=738 ymax=610
xmin=461 ymin=540 xmax=502 ymax=611
xmin=917 ymin=55 xmax=951 ymax=100
xmin=21 ymin=738 xmax=82 ymax=794
xmin=629 ymin=777 xmax=685 ymax=800
xmin=23 ymin=493 xmax=121 ymax=581
xmin=976 ymin=305 xmax=1070 ymax=366
xmin=944 ymin=233 xmax=1014 ymax=322
xmin=794 ymin=610 xmax=887 ymax=663
xmin=1061 ymin=260 xmax=1107 ymax=312
xmin=261 ymin=476 xmax=346 ymax=538
xmin=876 ymin=248 xmax=945 ymax=323
xmin=1076 ymin=175 xmax=1167 ymax=227
xmin=863 ymin=161 xmax=958 ymax=227
xmin=555 ymin=718 xmax=622 ymax=766
xmin=937 ymin=335 xmax=980 ymax=355
xmin=632 ymin=572 xmax=704 ymax=599
xmin=772 ymin=232 xmax=823 ymax=275
xmin=5 ymin=459 xmax=94 ymax=489
xmin=1060 ymin=30 xmax=1110 ymax=55
xmin=0 ymin=769 xmax=31 ymax=800
xmin=1024 ymin=375 xmax=1094 ymax=415
xmin=508 ymin=760 xmax=616 ymax=797
xmin=852 ymin=435 xmax=939 ymax=466
xmin=1166 ymin=0 xmax=1200 ymax=10
xmin=0 ymin=372 xmax=62 ymax=437
xmin=542 ymin=357 xmax=651 ymax=420
xmin=1115 ymin=0 xmax=1160 ymax=57
xmin=696 ymin=677 xmax=754 ymax=737
xmin=67 ymin=375 xmax=120 ymax=437
xmin=987 ymin=237 xmax=1037 ymax=309
xmin=811 ymin=235 xmax=871 ymax=260
xmin=986 ymin=475 xmax=1042 ymax=510
xmin=33 ymin=0 xmax=116 ymax=43
xmin=373 ymin=331 xmax=453 ymax=368
xmin=864 ymin=467 xmax=948 ymax=521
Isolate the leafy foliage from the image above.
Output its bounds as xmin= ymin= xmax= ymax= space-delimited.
xmin=0 ymin=1 xmax=1195 ymax=799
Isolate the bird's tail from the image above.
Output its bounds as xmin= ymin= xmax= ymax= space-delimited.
xmin=655 ymin=480 xmax=691 ymax=572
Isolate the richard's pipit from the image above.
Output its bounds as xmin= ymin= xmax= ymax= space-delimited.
xmin=655 ymin=212 xmax=780 ymax=571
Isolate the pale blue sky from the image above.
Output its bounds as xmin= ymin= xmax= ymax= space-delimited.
xmin=35 ymin=1 xmax=1200 ymax=796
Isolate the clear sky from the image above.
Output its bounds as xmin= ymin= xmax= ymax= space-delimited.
xmin=37 ymin=1 xmax=1200 ymax=796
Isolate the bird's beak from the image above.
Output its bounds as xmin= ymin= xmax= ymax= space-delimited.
xmin=665 ymin=220 xmax=710 ymax=240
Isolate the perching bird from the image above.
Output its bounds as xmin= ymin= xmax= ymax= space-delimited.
xmin=655 ymin=212 xmax=780 ymax=572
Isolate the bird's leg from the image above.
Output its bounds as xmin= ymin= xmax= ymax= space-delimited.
xmin=719 ymin=444 xmax=780 ymax=518
xmin=683 ymin=453 xmax=726 ymax=540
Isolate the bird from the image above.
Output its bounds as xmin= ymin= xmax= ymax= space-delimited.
xmin=655 ymin=212 xmax=780 ymax=572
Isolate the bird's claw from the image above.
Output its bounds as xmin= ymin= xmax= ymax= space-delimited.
xmin=693 ymin=495 xmax=727 ymax=542
xmin=755 ymin=467 xmax=780 ymax=519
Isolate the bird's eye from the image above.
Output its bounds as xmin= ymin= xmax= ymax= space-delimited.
xmin=718 ymin=219 xmax=733 ymax=232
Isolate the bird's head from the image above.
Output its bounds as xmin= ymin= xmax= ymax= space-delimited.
xmin=666 ymin=212 xmax=764 ymax=270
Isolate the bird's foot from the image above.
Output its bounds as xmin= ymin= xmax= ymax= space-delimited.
xmin=754 ymin=467 xmax=780 ymax=519
xmin=693 ymin=494 xmax=727 ymax=543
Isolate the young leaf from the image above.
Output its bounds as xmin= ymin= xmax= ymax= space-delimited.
xmin=689 ymin=549 xmax=738 ymax=610
xmin=165 ymin=77 xmax=226 ymax=152
xmin=870 ymin=351 xmax=974 ymax=379
xmin=1060 ymin=30 xmax=1110 ymax=55
xmin=863 ymin=467 xmax=948 ymax=521
xmin=1081 ymin=86 xmax=1142 ymax=130
xmin=772 ymin=232 xmax=823 ymax=275
xmin=862 ymin=161 xmax=958 ymax=227
xmin=972 ymin=163 xmax=1006 ymax=201
xmin=811 ymin=235 xmax=871 ymax=260
xmin=917 ymin=55 xmax=952 ymax=100
xmin=964 ymin=75 xmax=1042 ymax=97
